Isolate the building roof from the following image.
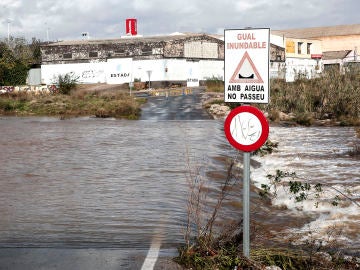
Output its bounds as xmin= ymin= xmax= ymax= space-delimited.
xmin=44 ymin=33 xmax=216 ymax=46
xmin=272 ymin=24 xmax=360 ymax=39
xmin=322 ymin=50 xmax=352 ymax=60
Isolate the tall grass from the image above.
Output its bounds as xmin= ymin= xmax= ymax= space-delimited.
xmin=205 ymin=76 xmax=224 ymax=92
xmin=262 ymin=67 xmax=360 ymax=125
xmin=0 ymin=88 xmax=143 ymax=119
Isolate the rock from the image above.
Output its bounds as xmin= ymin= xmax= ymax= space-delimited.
xmin=278 ymin=111 xmax=295 ymax=121
xmin=265 ymin=266 xmax=282 ymax=270
xmin=208 ymin=104 xmax=230 ymax=119
xmin=315 ymin=252 xmax=332 ymax=262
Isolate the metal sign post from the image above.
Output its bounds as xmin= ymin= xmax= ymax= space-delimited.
xmin=243 ymin=151 xmax=251 ymax=257
xmin=224 ymin=27 xmax=270 ymax=258
xmin=146 ymin=70 xmax=152 ymax=90
xmin=224 ymin=105 xmax=269 ymax=258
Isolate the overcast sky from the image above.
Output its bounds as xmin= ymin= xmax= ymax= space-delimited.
xmin=1 ymin=0 xmax=359 ymax=41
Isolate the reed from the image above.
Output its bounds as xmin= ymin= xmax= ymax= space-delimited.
xmin=0 ymin=88 xmax=143 ymax=119
xmin=263 ymin=67 xmax=360 ymax=125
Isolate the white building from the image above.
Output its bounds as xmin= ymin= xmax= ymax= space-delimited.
xmin=40 ymin=33 xmax=225 ymax=88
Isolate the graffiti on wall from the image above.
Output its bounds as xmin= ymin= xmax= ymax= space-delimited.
xmin=81 ymin=69 xmax=104 ymax=79
xmin=0 ymin=85 xmax=58 ymax=95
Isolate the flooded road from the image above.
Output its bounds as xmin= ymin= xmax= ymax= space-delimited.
xmin=0 ymin=117 xmax=226 ymax=249
xmin=139 ymin=89 xmax=212 ymax=120
xmin=0 ymin=102 xmax=359 ymax=268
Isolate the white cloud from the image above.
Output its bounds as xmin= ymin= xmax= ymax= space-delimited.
xmin=1 ymin=0 xmax=21 ymax=9
xmin=235 ymin=1 xmax=256 ymax=12
xmin=0 ymin=0 xmax=359 ymax=41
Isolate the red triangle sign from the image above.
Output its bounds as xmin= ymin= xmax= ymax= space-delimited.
xmin=229 ymin=51 xmax=263 ymax=83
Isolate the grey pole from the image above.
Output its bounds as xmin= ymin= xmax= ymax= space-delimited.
xmin=243 ymin=151 xmax=251 ymax=258
xmin=146 ymin=70 xmax=152 ymax=90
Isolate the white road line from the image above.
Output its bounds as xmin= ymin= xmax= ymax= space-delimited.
xmin=141 ymin=235 xmax=162 ymax=270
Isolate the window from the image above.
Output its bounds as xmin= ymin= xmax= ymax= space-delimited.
xmin=297 ymin=42 xmax=303 ymax=54
xmin=307 ymin=43 xmax=312 ymax=55
xmin=141 ymin=46 xmax=152 ymax=55
xmin=89 ymin=51 xmax=98 ymax=58
xmin=63 ymin=53 xmax=72 ymax=59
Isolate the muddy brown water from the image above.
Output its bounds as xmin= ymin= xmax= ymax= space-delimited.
xmin=0 ymin=117 xmax=358 ymax=256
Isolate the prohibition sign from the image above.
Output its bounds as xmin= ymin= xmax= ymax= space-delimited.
xmin=224 ymin=105 xmax=269 ymax=152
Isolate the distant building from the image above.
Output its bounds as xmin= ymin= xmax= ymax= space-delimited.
xmin=272 ymin=24 xmax=360 ymax=52
xmin=40 ymin=24 xmax=360 ymax=86
xmin=40 ymin=32 xmax=286 ymax=86
xmin=40 ymin=33 xmax=225 ymax=87
xmin=323 ymin=50 xmax=359 ymax=72
xmin=272 ymin=24 xmax=360 ymax=80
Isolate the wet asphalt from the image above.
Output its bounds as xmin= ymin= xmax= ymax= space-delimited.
xmin=0 ymin=248 xmax=183 ymax=270
xmin=139 ymin=90 xmax=213 ymax=120
xmin=0 ymin=90 xmax=213 ymax=270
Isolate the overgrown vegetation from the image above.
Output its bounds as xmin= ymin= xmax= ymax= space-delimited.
xmin=207 ymin=68 xmax=360 ymax=126
xmin=53 ymin=73 xmax=79 ymax=95
xmin=205 ymin=76 xmax=224 ymax=92
xmin=0 ymin=88 xmax=144 ymax=119
xmin=263 ymin=67 xmax=360 ymax=125
xmin=0 ymin=37 xmax=41 ymax=86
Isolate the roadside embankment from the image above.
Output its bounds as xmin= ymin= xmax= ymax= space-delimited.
xmin=0 ymin=85 xmax=144 ymax=119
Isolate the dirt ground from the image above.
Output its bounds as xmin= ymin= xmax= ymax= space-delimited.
xmin=75 ymin=83 xmax=130 ymax=92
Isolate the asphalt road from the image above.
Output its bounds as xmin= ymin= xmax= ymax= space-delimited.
xmin=139 ymin=90 xmax=213 ymax=120
xmin=0 ymin=90 xmax=213 ymax=270
xmin=0 ymin=248 xmax=182 ymax=270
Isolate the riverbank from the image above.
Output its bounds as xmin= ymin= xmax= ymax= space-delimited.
xmin=0 ymin=85 xmax=144 ymax=119
xmin=1 ymin=83 xmax=359 ymax=127
xmin=201 ymin=91 xmax=360 ymax=127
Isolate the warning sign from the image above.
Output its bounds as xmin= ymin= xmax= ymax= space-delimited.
xmin=229 ymin=51 xmax=263 ymax=84
xmin=224 ymin=28 xmax=270 ymax=104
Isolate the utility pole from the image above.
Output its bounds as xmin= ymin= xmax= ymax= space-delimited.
xmin=45 ymin=22 xmax=50 ymax=41
xmin=7 ymin=18 xmax=12 ymax=44
xmin=146 ymin=70 xmax=152 ymax=90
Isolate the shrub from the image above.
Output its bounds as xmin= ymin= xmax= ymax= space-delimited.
xmin=205 ymin=76 xmax=224 ymax=92
xmin=261 ymin=68 xmax=360 ymax=125
xmin=53 ymin=73 xmax=79 ymax=95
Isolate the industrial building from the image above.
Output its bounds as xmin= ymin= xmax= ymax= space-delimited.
xmin=39 ymin=19 xmax=285 ymax=87
xmin=38 ymin=22 xmax=360 ymax=86
xmin=272 ymin=24 xmax=360 ymax=81
xmin=40 ymin=32 xmax=225 ymax=87
xmin=40 ymin=33 xmax=284 ymax=87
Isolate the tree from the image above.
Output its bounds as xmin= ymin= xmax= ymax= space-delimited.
xmin=0 ymin=37 xmax=42 ymax=86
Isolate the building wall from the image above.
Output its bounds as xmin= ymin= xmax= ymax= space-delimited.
xmin=41 ymin=62 xmax=107 ymax=84
xmin=27 ymin=68 xmax=42 ymax=85
xmin=319 ymin=35 xmax=360 ymax=52
xmin=41 ymin=35 xmax=224 ymax=65
xmin=41 ymin=34 xmax=289 ymax=85
xmin=270 ymin=62 xmax=286 ymax=79
xmin=323 ymin=50 xmax=359 ymax=72
xmin=40 ymin=34 xmax=225 ymax=86
xmin=285 ymin=37 xmax=322 ymax=58
xmin=285 ymin=58 xmax=320 ymax=82
xmin=41 ymin=58 xmax=224 ymax=86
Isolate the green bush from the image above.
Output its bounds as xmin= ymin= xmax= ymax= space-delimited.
xmin=261 ymin=68 xmax=360 ymax=124
xmin=205 ymin=76 xmax=224 ymax=92
xmin=0 ymin=38 xmax=41 ymax=86
xmin=53 ymin=73 xmax=79 ymax=95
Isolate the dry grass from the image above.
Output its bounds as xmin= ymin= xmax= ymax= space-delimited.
xmin=261 ymin=68 xmax=360 ymax=125
xmin=0 ymin=86 xmax=143 ymax=119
